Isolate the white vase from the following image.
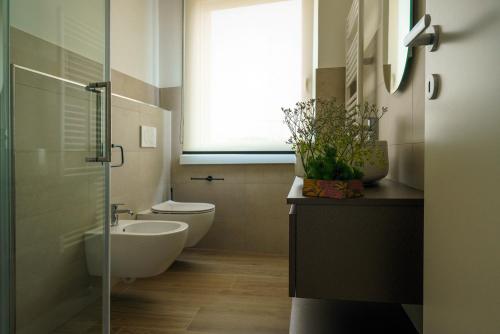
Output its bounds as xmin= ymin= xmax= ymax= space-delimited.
xmin=295 ymin=153 xmax=306 ymax=177
xmin=294 ymin=141 xmax=389 ymax=182
xmin=360 ymin=140 xmax=389 ymax=184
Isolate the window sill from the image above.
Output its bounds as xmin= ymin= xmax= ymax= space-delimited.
xmin=180 ymin=154 xmax=296 ymax=165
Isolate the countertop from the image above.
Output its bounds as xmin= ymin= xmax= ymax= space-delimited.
xmin=287 ymin=177 xmax=424 ymax=206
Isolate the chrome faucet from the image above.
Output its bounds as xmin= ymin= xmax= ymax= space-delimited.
xmin=111 ymin=203 xmax=134 ymax=226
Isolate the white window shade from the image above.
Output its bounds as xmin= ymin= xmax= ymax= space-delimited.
xmin=183 ymin=0 xmax=313 ymax=153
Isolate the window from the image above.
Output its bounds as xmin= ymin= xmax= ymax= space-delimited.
xmin=183 ymin=0 xmax=312 ymax=155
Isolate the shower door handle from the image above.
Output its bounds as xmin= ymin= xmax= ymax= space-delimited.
xmin=111 ymin=144 xmax=125 ymax=168
xmin=85 ymin=81 xmax=112 ymax=163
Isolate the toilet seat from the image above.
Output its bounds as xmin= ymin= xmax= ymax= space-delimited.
xmin=140 ymin=201 xmax=216 ymax=247
xmin=151 ymin=200 xmax=215 ymax=214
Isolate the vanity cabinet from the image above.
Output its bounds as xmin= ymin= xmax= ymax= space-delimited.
xmin=287 ymin=177 xmax=423 ymax=304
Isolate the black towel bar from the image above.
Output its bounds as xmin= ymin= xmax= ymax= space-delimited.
xmin=190 ymin=176 xmax=224 ymax=182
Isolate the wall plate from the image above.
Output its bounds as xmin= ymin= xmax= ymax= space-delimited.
xmin=140 ymin=126 xmax=157 ymax=148
xmin=426 ymin=74 xmax=439 ymax=100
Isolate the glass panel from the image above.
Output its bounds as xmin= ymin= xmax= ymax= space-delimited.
xmin=10 ymin=0 xmax=107 ymax=83
xmin=12 ymin=67 xmax=106 ymax=334
xmin=0 ymin=0 xmax=12 ymax=332
xmin=10 ymin=1 xmax=110 ymax=333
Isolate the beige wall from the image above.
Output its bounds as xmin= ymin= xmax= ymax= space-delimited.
xmin=161 ymin=88 xmax=294 ymax=255
xmin=111 ymin=69 xmax=160 ymax=106
xmin=315 ymin=67 xmax=346 ymax=102
xmin=111 ymin=0 xmax=160 ymax=86
xmin=158 ymin=0 xmax=183 ymax=88
xmin=316 ymin=0 xmax=353 ymax=69
xmin=313 ymin=0 xmax=352 ymax=103
xmin=109 ymin=0 xmax=185 ymax=92
xmin=363 ymin=0 xmax=425 ymax=191
xmin=109 ymin=1 xmax=171 ymax=210
xmin=110 ymin=95 xmax=171 ymax=213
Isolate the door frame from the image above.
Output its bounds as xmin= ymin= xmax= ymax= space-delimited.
xmin=0 ymin=0 xmax=112 ymax=332
xmin=0 ymin=0 xmax=13 ymax=332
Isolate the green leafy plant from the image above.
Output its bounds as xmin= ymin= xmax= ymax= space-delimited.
xmin=283 ymin=99 xmax=387 ymax=180
xmin=305 ymin=146 xmax=364 ymax=180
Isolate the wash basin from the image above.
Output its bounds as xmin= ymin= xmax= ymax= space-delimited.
xmin=85 ymin=220 xmax=188 ymax=279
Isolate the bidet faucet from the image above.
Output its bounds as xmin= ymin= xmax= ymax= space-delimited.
xmin=111 ymin=203 xmax=134 ymax=226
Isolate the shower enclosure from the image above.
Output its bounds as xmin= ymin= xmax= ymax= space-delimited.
xmin=1 ymin=0 xmax=111 ymax=333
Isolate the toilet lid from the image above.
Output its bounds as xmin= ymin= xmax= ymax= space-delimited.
xmin=151 ymin=200 xmax=215 ymax=214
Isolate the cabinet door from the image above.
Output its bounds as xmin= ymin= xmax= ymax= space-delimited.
xmin=295 ymin=205 xmax=422 ymax=303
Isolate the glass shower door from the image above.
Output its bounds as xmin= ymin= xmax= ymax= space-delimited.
xmin=10 ymin=0 xmax=111 ymax=333
xmin=0 ymin=0 xmax=12 ymax=332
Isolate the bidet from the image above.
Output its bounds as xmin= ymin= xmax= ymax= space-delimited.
xmin=85 ymin=220 xmax=188 ymax=280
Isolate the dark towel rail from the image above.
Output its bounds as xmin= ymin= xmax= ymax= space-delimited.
xmin=190 ymin=176 xmax=224 ymax=182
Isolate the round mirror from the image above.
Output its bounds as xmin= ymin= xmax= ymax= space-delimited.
xmin=383 ymin=0 xmax=413 ymax=94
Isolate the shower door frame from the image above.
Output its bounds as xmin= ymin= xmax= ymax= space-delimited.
xmin=0 ymin=0 xmax=13 ymax=332
xmin=1 ymin=0 xmax=112 ymax=332
xmin=103 ymin=1 xmax=112 ymax=332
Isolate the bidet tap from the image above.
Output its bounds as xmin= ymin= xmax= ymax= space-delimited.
xmin=111 ymin=203 xmax=134 ymax=226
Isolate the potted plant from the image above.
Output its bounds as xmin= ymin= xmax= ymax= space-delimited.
xmin=283 ymin=99 xmax=387 ymax=199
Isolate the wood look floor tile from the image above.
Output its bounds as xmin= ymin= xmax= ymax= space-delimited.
xmin=54 ymin=249 xmax=291 ymax=334
xmin=48 ymin=248 xmax=418 ymax=333
xmin=116 ymin=328 xmax=205 ymax=334
xmin=123 ymin=271 xmax=237 ymax=291
xmin=111 ymin=302 xmax=197 ymax=330
xmin=113 ymin=249 xmax=291 ymax=333
xmin=229 ymin=275 xmax=289 ymax=298
xmin=187 ymin=303 xmax=290 ymax=334
xmin=169 ymin=249 xmax=289 ymax=278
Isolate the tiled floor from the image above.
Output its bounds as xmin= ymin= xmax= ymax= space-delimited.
xmin=52 ymin=248 xmax=418 ymax=334
xmin=110 ymin=248 xmax=291 ymax=334
xmin=51 ymin=248 xmax=290 ymax=334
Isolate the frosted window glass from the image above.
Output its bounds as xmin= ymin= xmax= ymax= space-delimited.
xmin=184 ymin=0 xmax=308 ymax=152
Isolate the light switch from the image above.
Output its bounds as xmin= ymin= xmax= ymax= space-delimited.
xmin=140 ymin=126 xmax=157 ymax=148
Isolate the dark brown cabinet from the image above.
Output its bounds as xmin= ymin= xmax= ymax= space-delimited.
xmin=287 ymin=177 xmax=424 ymax=304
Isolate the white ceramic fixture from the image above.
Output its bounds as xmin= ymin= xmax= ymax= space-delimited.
xmin=137 ymin=200 xmax=215 ymax=248
xmin=294 ymin=141 xmax=389 ymax=184
xmin=85 ymin=220 xmax=188 ymax=279
xmin=361 ymin=140 xmax=389 ymax=184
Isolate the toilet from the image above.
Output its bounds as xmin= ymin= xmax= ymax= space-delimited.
xmin=137 ymin=200 xmax=215 ymax=247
